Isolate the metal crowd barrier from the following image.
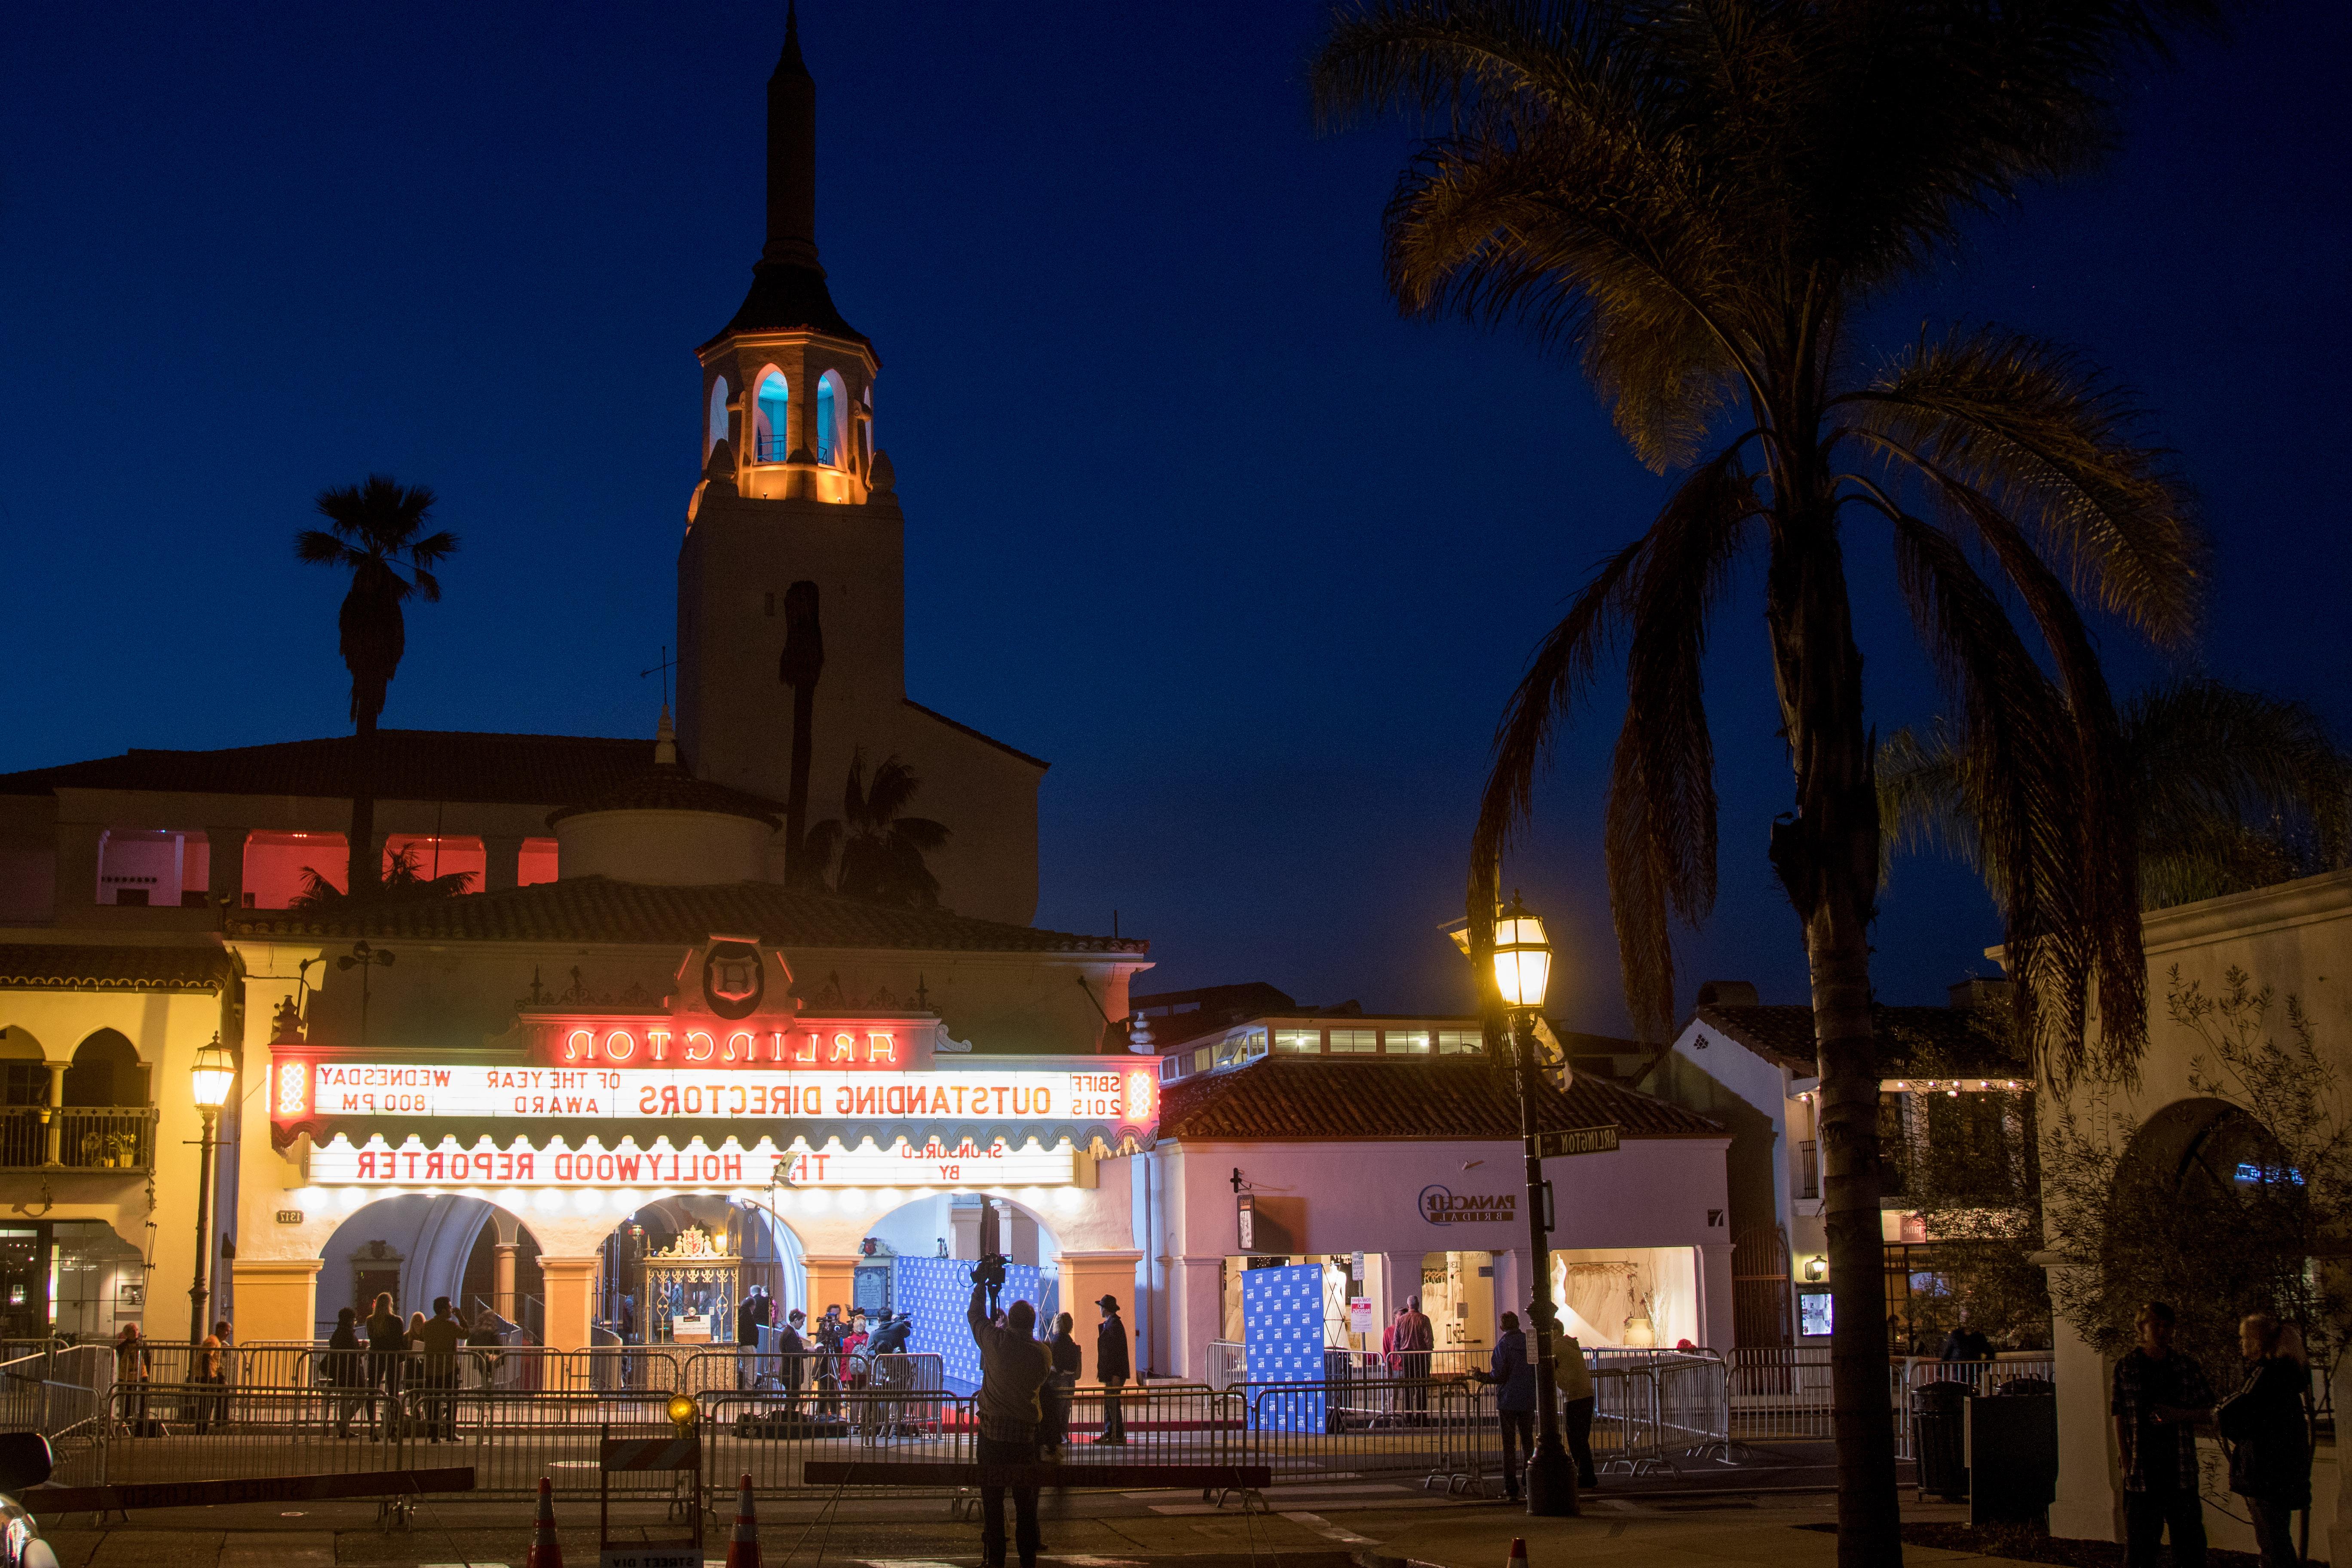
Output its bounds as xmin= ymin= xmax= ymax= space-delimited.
xmin=1719 ymin=1348 xmax=2055 ymax=1460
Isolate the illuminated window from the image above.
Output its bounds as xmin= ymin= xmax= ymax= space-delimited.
xmin=707 ymin=378 xmax=730 ymax=454
xmin=1384 ymin=1028 xmax=1431 ymax=1054
xmin=1274 ymin=1029 xmax=1321 ymax=1055
xmin=752 ymin=369 xmax=790 ymax=463
xmin=1329 ymin=1029 xmax=1377 ymax=1054
xmin=1436 ymin=1029 xmax=1483 ymax=1055
xmin=815 ymin=371 xmax=843 ymax=466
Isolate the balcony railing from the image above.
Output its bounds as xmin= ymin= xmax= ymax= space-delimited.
xmin=0 ymin=1107 xmax=158 ymax=1172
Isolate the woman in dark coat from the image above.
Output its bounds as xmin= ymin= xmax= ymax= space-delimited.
xmin=2217 ymin=1312 xmax=2311 ymax=1568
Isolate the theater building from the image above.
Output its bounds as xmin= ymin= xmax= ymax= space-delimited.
xmin=0 ymin=13 xmax=1738 ymax=1375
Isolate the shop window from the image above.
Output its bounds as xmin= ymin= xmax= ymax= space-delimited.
xmin=1328 ymin=1029 xmax=1377 ymax=1054
xmin=1274 ymin=1029 xmax=1321 ymax=1055
xmin=1436 ymin=1029 xmax=1482 ymax=1054
xmin=1384 ymin=1028 xmax=1430 ymax=1054
xmin=752 ymin=368 xmax=790 ymax=463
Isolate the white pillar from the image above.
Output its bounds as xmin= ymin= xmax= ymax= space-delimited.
xmin=2048 ymin=1268 xmax=2120 ymax=1544
xmin=481 ymin=836 xmax=523 ymax=894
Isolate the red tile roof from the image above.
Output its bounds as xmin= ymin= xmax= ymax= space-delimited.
xmin=0 ymin=731 xmax=658 ymax=808
xmin=226 ymin=875 xmax=1145 ymax=954
xmin=1691 ymin=1003 xmax=2025 ymax=1077
xmin=1156 ymin=1055 xmax=1720 ymax=1142
xmin=0 ymin=943 xmax=235 ymax=992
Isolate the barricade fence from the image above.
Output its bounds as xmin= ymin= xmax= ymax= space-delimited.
xmin=13 ymin=1349 xmax=2054 ymax=1501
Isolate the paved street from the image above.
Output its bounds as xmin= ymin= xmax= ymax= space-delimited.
xmin=34 ymin=1476 xmax=2017 ymax=1568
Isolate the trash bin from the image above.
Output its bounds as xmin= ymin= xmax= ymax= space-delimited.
xmin=1969 ymin=1378 xmax=2057 ymax=1527
xmin=1912 ymin=1380 xmax=1973 ymax=1501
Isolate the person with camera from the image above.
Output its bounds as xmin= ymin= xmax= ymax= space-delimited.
xmin=967 ymin=1274 xmax=1052 ymax=1568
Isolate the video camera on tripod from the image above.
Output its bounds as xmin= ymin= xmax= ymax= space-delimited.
xmin=970 ymin=1251 xmax=1009 ymax=1316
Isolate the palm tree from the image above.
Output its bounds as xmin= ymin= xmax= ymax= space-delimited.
xmin=290 ymin=844 xmax=475 ymax=908
xmin=778 ymin=580 xmax=825 ymax=885
xmin=802 ymin=751 xmax=949 ymax=906
xmin=1885 ymin=679 xmax=2351 ymax=911
xmin=1313 ymin=4 xmax=2215 ymax=1556
xmin=295 ymin=475 xmax=458 ymax=897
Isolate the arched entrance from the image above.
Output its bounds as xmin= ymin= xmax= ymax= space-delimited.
xmin=316 ymin=1192 xmax=544 ymax=1342
xmin=598 ymin=1196 xmax=802 ymax=1345
xmin=838 ymin=1192 xmax=1062 ymax=1392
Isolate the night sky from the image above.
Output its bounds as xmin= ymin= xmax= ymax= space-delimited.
xmin=4 ymin=2 xmax=2346 ymax=1038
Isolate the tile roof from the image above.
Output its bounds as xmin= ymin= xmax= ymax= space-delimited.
xmin=0 ymin=943 xmax=234 ymax=992
xmin=1155 ymin=1055 xmax=1720 ymax=1143
xmin=0 ymin=731 xmax=656 ymax=808
xmin=226 ymin=875 xmax=1147 ymax=955
xmin=1691 ymin=1003 xmax=2026 ymax=1077
xmin=545 ymin=765 xmax=782 ymax=830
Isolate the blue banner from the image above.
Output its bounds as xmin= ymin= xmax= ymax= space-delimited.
xmin=891 ymin=1255 xmax=1054 ymax=1393
xmin=1241 ymin=1263 xmax=1326 ymax=1432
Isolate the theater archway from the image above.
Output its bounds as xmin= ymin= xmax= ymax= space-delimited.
xmin=598 ymin=1195 xmax=803 ymax=1344
xmin=315 ymin=1192 xmax=544 ymax=1342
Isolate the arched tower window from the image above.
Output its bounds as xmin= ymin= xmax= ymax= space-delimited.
xmin=752 ymin=369 xmax=790 ymax=464
xmin=815 ymin=371 xmax=843 ymax=467
xmin=707 ymin=378 xmax=732 ymax=456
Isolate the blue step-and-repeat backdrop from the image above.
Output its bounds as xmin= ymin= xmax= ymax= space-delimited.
xmin=1241 ymin=1262 xmax=1327 ymax=1433
xmin=891 ymin=1255 xmax=1058 ymax=1393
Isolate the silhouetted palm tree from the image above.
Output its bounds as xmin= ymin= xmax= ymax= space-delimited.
xmin=1885 ymin=680 xmax=2351 ymax=910
xmin=779 ymin=580 xmax=825 ymax=885
xmin=290 ymin=844 xmax=474 ymax=908
xmin=294 ymin=475 xmax=458 ymax=897
xmin=1314 ymin=3 xmax=2216 ymax=1555
xmin=803 ymin=751 xmax=949 ymax=906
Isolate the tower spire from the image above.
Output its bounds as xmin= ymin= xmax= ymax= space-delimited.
xmin=764 ymin=0 xmax=819 ymax=270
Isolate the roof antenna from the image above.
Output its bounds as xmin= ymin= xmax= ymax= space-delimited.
xmin=640 ymin=643 xmax=675 ymax=707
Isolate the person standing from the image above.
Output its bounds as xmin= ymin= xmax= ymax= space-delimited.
xmin=777 ymin=1308 xmax=808 ymax=1409
xmin=1041 ymin=1312 xmax=1082 ymax=1457
xmin=365 ymin=1293 xmax=406 ymax=1440
xmin=1941 ymin=1311 xmax=1993 ymax=1366
xmin=113 ymin=1323 xmax=150 ymax=1435
xmin=967 ymin=1280 xmax=1051 ymax=1568
xmin=1467 ymin=1311 xmax=1537 ymax=1502
xmin=1090 ymin=1295 xmax=1130 ymax=1445
xmin=194 ymin=1320 xmax=230 ymax=1433
xmin=2111 ymin=1301 xmax=2215 ymax=1568
xmin=1396 ymin=1295 xmax=1435 ymax=1412
xmin=2218 ymin=1313 xmax=2311 ymax=1568
xmin=416 ymin=1297 xmax=465 ymax=1442
xmin=465 ymin=1309 xmax=505 ymax=1392
xmin=325 ymin=1308 xmax=368 ymax=1438
xmin=736 ymin=1290 xmax=765 ymax=1389
xmin=1531 ymin=1303 xmax=1599 ymax=1490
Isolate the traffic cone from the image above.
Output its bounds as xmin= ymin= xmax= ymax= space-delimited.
xmin=527 ymin=1476 xmax=562 ymax=1568
xmin=1505 ymin=1537 xmax=1528 ymax=1568
xmin=725 ymin=1473 xmax=762 ymax=1568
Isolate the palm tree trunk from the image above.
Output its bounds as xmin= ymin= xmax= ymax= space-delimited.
xmin=347 ymin=717 xmax=378 ymax=897
xmin=784 ymin=681 xmax=815 ymax=882
xmin=1768 ymin=494 xmax=1902 ymax=1566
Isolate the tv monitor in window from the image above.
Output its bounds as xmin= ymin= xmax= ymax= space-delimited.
xmin=1798 ymin=1289 xmax=1834 ymax=1338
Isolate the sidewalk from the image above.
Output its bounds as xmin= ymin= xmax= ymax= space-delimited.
xmin=1353 ymin=1501 xmax=2036 ymax=1568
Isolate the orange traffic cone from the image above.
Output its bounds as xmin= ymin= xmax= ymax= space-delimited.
xmin=725 ymin=1473 xmax=762 ymax=1568
xmin=527 ymin=1476 xmax=562 ymax=1568
xmin=1505 ymin=1537 xmax=1528 ymax=1568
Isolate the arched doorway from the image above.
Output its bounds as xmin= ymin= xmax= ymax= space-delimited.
xmin=845 ymin=1192 xmax=1062 ymax=1393
xmin=317 ymin=1193 xmax=544 ymax=1342
xmin=598 ymin=1196 xmax=802 ymax=1346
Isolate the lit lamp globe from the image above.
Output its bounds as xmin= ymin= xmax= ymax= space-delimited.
xmin=1491 ymin=894 xmax=1553 ymax=1011
xmin=190 ymin=1039 xmax=235 ymax=1111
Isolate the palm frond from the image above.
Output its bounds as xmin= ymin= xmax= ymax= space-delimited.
xmin=1848 ymin=328 xmax=2205 ymax=646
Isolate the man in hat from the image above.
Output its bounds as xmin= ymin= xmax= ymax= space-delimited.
xmin=1090 ymin=1295 xmax=1131 ymax=1444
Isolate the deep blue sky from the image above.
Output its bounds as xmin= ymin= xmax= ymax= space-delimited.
xmin=4 ymin=2 xmax=2346 ymax=1037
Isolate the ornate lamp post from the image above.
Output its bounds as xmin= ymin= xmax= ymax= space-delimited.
xmin=187 ymin=1036 xmax=234 ymax=1344
xmin=1480 ymin=893 xmax=1579 ymax=1516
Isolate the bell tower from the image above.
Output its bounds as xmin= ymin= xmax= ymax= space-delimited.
xmin=677 ymin=3 xmax=903 ymax=827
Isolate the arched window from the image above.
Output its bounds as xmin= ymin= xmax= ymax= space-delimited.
xmin=816 ymin=371 xmax=845 ymax=467
xmin=707 ymin=378 xmax=731 ymax=456
xmin=752 ymin=369 xmax=790 ymax=464
xmin=64 ymin=1030 xmax=146 ymax=1108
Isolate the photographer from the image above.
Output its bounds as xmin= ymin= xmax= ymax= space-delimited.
xmin=966 ymin=1275 xmax=1051 ymax=1568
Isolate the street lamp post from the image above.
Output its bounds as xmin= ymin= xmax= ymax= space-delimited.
xmin=187 ymin=1036 xmax=234 ymax=1345
xmin=1485 ymin=894 xmax=1579 ymax=1517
